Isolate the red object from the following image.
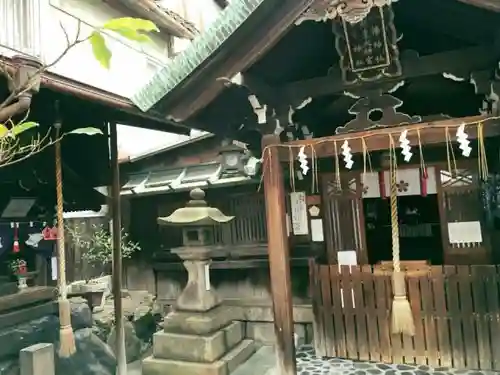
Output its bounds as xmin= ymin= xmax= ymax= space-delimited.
xmin=12 ymin=224 xmax=19 ymax=253
xmin=378 ymin=171 xmax=387 ymax=199
xmin=18 ymin=260 xmax=27 ymax=274
xmin=42 ymin=226 xmax=58 ymax=240
xmin=420 ymin=167 xmax=428 ymax=197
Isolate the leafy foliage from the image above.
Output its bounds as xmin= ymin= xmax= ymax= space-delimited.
xmin=90 ymin=17 xmax=159 ymax=69
xmin=65 ymin=222 xmax=141 ymax=274
xmin=0 ymin=16 xmax=157 ymax=168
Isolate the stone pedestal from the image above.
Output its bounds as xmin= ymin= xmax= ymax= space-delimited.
xmin=142 ymin=247 xmax=255 ymax=375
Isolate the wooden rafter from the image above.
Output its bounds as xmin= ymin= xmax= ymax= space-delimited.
xmin=456 ymin=0 xmax=500 ymax=12
xmin=281 ymin=46 xmax=499 ymax=100
xmin=276 ymin=115 xmax=500 ymax=159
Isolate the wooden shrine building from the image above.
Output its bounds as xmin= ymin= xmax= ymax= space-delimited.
xmin=128 ymin=0 xmax=500 ymax=374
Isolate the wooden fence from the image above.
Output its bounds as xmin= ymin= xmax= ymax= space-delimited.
xmin=309 ymin=261 xmax=500 ymax=370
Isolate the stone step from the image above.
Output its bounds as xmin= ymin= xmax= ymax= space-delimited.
xmin=232 ymin=346 xmax=276 ymax=375
xmin=153 ymin=321 xmax=244 ymax=362
xmin=142 ymin=339 xmax=255 ymax=375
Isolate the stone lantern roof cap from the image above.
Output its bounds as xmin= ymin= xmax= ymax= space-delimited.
xmin=157 ymin=188 xmax=234 ymax=226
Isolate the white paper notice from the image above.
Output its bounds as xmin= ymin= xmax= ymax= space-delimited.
xmin=447 ymin=221 xmax=483 ymax=245
xmin=338 ymin=250 xmax=357 ymax=308
xmin=290 ymin=192 xmax=309 ymax=235
xmin=204 ymin=263 xmax=211 ymax=291
xmin=311 ymin=219 xmax=324 ymax=242
xmin=51 ymin=256 xmax=58 ymax=281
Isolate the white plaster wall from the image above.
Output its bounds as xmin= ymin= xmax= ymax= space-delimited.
xmin=0 ymin=0 xmax=222 ymax=98
xmin=44 ymin=0 xmax=170 ymax=97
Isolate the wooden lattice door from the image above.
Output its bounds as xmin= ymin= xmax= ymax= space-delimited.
xmin=321 ymin=172 xmax=368 ymax=264
xmin=436 ymin=165 xmax=491 ymax=264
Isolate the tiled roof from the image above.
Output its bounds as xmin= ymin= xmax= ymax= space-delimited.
xmin=154 ymin=1 xmax=199 ymax=36
xmin=121 ymin=162 xmax=255 ymax=196
xmin=131 ymin=0 xmax=265 ymax=112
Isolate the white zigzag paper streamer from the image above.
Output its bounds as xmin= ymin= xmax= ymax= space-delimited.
xmin=399 ymin=129 xmax=413 ymax=162
xmin=341 ymin=140 xmax=353 ymax=169
xmin=456 ymin=123 xmax=472 ymax=157
xmin=297 ymin=146 xmax=309 ymax=175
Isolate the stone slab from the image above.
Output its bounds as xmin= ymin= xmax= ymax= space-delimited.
xmin=142 ymin=355 xmax=227 ymax=375
xmin=0 ymin=287 xmax=56 ymax=314
xmin=153 ymin=321 xmax=244 ymax=362
xmin=232 ymin=346 xmax=275 ymax=375
xmin=163 ymin=305 xmax=235 ymax=335
xmin=224 ymin=339 xmax=255 ymax=373
xmin=0 ymin=301 xmax=57 ymax=331
xmin=20 ymin=343 xmax=55 ymax=375
xmin=142 ymin=339 xmax=255 ymax=375
xmin=246 ymin=322 xmax=309 ymax=345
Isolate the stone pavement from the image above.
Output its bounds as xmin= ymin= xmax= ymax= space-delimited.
xmin=125 ymin=345 xmax=500 ymax=375
xmin=295 ymin=345 xmax=499 ymax=375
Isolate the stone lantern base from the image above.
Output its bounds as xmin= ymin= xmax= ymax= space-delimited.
xmin=142 ymin=247 xmax=256 ymax=375
xmin=142 ymin=306 xmax=255 ymax=375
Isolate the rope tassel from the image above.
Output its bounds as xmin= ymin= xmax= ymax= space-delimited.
xmin=55 ymin=120 xmax=76 ymax=357
xmin=388 ymin=139 xmax=415 ymax=336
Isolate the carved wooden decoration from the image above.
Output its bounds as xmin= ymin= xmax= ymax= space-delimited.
xmin=335 ymin=92 xmax=421 ymax=134
xmin=295 ymin=0 xmax=396 ymax=25
xmin=332 ymin=5 xmax=401 ymax=85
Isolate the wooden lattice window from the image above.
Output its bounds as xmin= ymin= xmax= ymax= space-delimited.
xmin=214 ymin=194 xmax=267 ymax=245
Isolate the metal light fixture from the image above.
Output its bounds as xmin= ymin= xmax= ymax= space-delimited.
xmin=218 ymin=139 xmax=246 ymax=175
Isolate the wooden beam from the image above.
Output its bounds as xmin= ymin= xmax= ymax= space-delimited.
xmin=456 ymin=0 xmax=500 ymax=12
xmin=282 ymin=46 xmax=499 ymax=100
xmin=277 ymin=115 xmax=500 ymax=159
xmin=168 ymin=0 xmax=312 ymax=121
xmin=110 ymin=122 xmax=127 ymax=375
xmin=262 ymin=133 xmax=296 ymax=375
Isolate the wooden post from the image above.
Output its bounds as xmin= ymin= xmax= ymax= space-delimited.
xmin=109 ymin=122 xmax=127 ymax=375
xmin=262 ymin=134 xmax=297 ymax=375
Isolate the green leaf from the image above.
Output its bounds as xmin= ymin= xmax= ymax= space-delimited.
xmin=0 ymin=124 xmax=9 ymax=138
xmin=11 ymin=121 xmax=39 ymax=136
xmin=108 ymin=28 xmax=153 ymax=43
xmin=103 ymin=17 xmax=159 ymax=33
xmin=89 ymin=31 xmax=112 ymax=69
xmin=68 ymin=127 xmax=103 ymax=136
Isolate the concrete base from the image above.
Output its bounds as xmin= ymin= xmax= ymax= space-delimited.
xmin=153 ymin=321 xmax=244 ymax=362
xmin=143 ymin=339 xmax=255 ymax=375
xmin=162 ymin=305 xmax=236 ymax=335
xmin=144 ymin=305 xmax=255 ymax=375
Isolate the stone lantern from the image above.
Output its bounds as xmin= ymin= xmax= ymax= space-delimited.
xmin=157 ymin=188 xmax=234 ymax=312
xmin=144 ymin=188 xmax=255 ymax=375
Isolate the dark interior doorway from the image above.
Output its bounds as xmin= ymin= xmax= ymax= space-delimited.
xmin=364 ymin=195 xmax=443 ymax=265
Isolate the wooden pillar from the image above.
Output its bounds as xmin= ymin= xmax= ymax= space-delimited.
xmin=262 ymin=134 xmax=296 ymax=375
xmin=109 ymin=122 xmax=127 ymax=374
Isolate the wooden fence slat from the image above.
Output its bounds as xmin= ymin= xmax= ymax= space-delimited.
xmin=485 ymin=266 xmax=500 ymax=370
xmin=361 ymin=265 xmax=381 ymax=362
xmin=431 ymin=266 xmax=452 ymax=367
xmin=319 ymin=265 xmax=335 ymax=357
xmin=456 ymin=266 xmax=479 ymax=369
xmin=374 ymin=272 xmax=392 ymax=363
xmin=445 ymin=265 xmax=465 ymax=369
xmin=329 ymin=265 xmax=347 ymax=358
xmin=470 ymin=265 xmax=492 ymax=370
xmin=401 ymin=275 xmax=415 ymax=364
xmin=419 ymin=271 xmax=439 ymax=367
xmin=310 ymin=260 xmax=326 ymax=357
xmin=340 ymin=265 xmax=358 ymax=359
xmin=408 ymin=274 xmax=425 ymax=365
xmin=384 ymin=275 xmax=403 ymax=364
xmin=309 ymin=262 xmax=500 ymax=370
xmin=352 ymin=266 xmax=370 ymax=361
